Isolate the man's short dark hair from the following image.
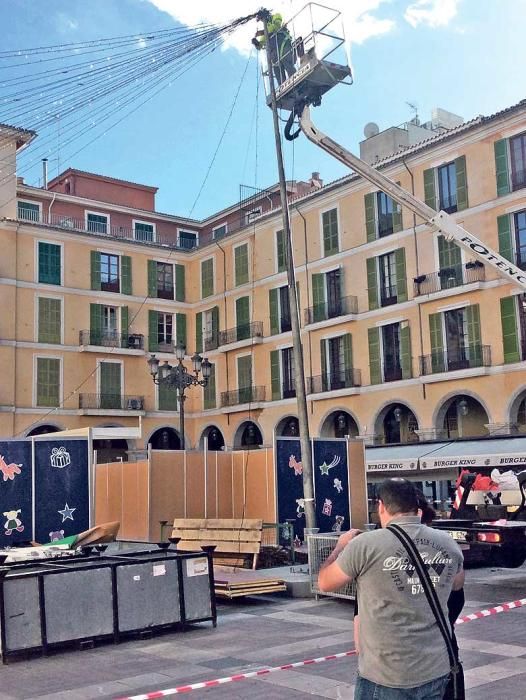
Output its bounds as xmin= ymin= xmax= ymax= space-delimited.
xmin=377 ymin=478 xmax=418 ymax=515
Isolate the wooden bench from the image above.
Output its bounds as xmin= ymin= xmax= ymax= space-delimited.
xmin=171 ymin=518 xmax=263 ymax=570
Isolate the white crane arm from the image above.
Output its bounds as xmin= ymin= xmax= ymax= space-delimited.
xmin=299 ymin=105 xmax=526 ymax=290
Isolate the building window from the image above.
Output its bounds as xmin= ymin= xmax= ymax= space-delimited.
xmin=157 ymin=262 xmax=174 ymax=299
xmin=134 ymin=221 xmax=155 ymax=242
xmin=213 ymin=224 xmax=227 ymax=239
xmin=444 ymin=308 xmax=469 ymax=370
xmin=326 ymin=269 xmax=342 ymax=317
xmin=203 ymin=363 xmax=216 ymax=409
xmin=38 ymin=298 xmax=61 ymax=344
xmin=201 ymin=258 xmax=214 ymax=298
xmin=158 ymin=313 xmax=173 ymax=349
xmin=312 ymin=268 xmax=343 ymax=322
xmin=178 ymin=230 xmax=198 ymax=249
xmin=282 ymin=348 xmax=295 ymax=398
xmin=234 ymin=243 xmax=249 ymax=286
xmin=86 ymin=212 xmax=108 ymax=234
xmin=322 ymin=208 xmax=339 ymax=256
xmin=36 ymin=357 xmax=60 ymax=407
xmin=100 ymin=253 xmax=120 ymax=293
xmin=514 ymin=211 xmax=526 ymax=268
xmin=18 ymin=200 xmax=40 ymax=222
xmin=377 ymin=192 xmax=394 ymax=237
xmin=99 ymin=361 xmax=122 ymax=409
xmin=437 ymin=162 xmax=458 ymax=213
xmin=102 ymin=306 xmax=118 ymax=341
xmin=510 ymin=132 xmax=526 ymax=191
xmin=379 ymin=252 xmax=398 ymax=306
xmin=382 ymin=323 xmax=402 ymax=382
xmin=38 ymin=242 xmax=61 ymax=285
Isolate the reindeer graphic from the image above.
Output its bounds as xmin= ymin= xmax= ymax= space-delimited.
xmin=0 ymin=455 xmax=22 ymax=482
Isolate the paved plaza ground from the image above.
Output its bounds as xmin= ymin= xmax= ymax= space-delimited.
xmin=0 ymin=563 xmax=524 ymax=700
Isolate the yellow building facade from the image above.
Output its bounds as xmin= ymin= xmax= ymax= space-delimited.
xmin=2 ymin=99 xmax=526 ymax=470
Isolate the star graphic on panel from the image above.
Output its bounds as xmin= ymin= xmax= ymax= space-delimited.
xmin=58 ymin=503 xmax=76 ymax=522
xmin=319 ymin=462 xmax=331 ymax=476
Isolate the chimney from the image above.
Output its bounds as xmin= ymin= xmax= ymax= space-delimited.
xmin=42 ymin=158 xmax=48 ymax=189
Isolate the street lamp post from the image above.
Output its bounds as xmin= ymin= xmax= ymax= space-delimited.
xmin=147 ymin=342 xmax=211 ymax=450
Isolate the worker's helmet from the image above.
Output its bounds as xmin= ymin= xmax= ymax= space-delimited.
xmin=272 ymin=13 xmax=283 ymax=25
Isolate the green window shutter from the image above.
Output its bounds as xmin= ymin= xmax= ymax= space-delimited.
xmin=99 ymin=362 xmax=122 ymax=409
xmin=494 ymin=138 xmax=510 ymax=196
xmin=368 ymin=327 xmax=381 ymax=385
xmin=38 ymin=298 xmax=61 ymax=344
xmin=395 ymin=248 xmax=407 ymax=303
xmin=121 ymin=256 xmax=132 ymax=295
xmin=175 ymin=264 xmax=185 ymax=302
xmin=90 ymin=251 xmax=101 ymax=291
xmin=429 ymin=312 xmax=445 ymax=374
xmin=148 ymin=310 xmax=159 ymax=352
xmin=236 ymin=296 xmax=250 ymax=341
xmin=392 ymin=187 xmax=403 ymax=233
xmin=400 ymin=324 xmax=412 ymax=380
xmin=269 ymin=288 xmax=279 ymax=335
xmin=120 ymin=306 xmax=129 ymax=347
xmin=364 ymin=192 xmax=376 ymax=242
xmin=438 ymin=235 xmax=462 ymax=287
xmin=270 ymin=350 xmax=281 ymax=400
xmin=147 ymin=260 xmax=157 ymax=298
xmin=203 ymin=363 xmax=216 ymax=409
xmin=176 ymin=313 xmax=187 ymax=347
xmin=312 ymin=273 xmax=325 ymax=322
xmin=235 ymin=244 xmax=249 ymax=286
xmin=211 ymin=306 xmax=219 ymax=347
xmin=158 ymin=381 xmax=178 ymax=411
xmin=36 ymin=357 xmax=60 ymax=407
xmin=38 ymin=242 xmax=61 ymax=285
xmin=343 ymin=333 xmax=353 ymax=370
xmin=322 ymin=208 xmax=339 ymax=256
xmin=201 ymin=259 xmax=214 ymax=298
xmin=423 ymin=168 xmax=436 ymax=210
xmin=466 ymin=304 xmax=482 ymax=364
xmin=237 ymin=355 xmax=252 ymax=403
xmin=90 ymin=303 xmax=102 ymax=345
xmin=500 ymin=297 xmax=520 ymax=364
xmin=455 ymin=155 xmax=468 ymax=211
xmin=195 ymin=311 xmax=203 ymax=353
xmin=366 ymin=257 xmax=378 ymax=310
xmin=497 ymin=214 xmax=513 ymax=263
xmin=276 ymin=229 xmax=287 ymax=272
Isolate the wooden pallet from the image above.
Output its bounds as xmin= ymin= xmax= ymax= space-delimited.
xmin=213 ymin=566 xmax=286 ymax=599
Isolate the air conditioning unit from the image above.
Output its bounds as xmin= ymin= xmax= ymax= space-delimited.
xmin=127 ymin=398 xmax=143 ymax=410
xmin=127 ymin=334 xmax=143 ymax=349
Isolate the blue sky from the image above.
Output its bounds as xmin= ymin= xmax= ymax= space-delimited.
xmin=2 ymin=0 xmax=526 ymax=219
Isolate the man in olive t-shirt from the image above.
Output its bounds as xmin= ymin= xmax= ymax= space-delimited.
xmin=319 ymin=478 xmax=464 ymax=700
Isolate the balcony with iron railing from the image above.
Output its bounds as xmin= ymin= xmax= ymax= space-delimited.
xmin=308 ymin=368 xmax=362 ymax=394
xmin=413 ymin=262 xmax=485 ymax=296
xmin=419 ymin=344 xmax=491 ymax=375
xmin=304 ymin=295 xmax=358 ymax=325
xmin=203 ymin=333 xmax=219 ymax=352
xmin=220 ymin=386 xmax=265 ymax=408
xmin=79 ymin=393 xmax=145 ymax=412
xmin=218 ymin=321 xmax=263 ymax=347
xmin=79 ymin=330 xmax=144 ymax=351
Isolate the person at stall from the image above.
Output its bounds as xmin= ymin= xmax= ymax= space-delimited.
xmin=252 ymin=13 xmax=295 ymax=86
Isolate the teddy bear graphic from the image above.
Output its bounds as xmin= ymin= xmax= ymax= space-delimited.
xmin=3 ymin=509 xmax=24 ymax=535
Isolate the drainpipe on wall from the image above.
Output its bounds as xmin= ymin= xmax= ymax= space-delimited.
xmin=12 ymin=223 xmax=20 ymax=436
xmin=402 ymin=156 xmax=426 ymax=400
xmin=213 ymin=238 xmax=230 ymax=427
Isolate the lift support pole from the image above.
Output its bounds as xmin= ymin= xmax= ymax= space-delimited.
xmin=262 ymin=13 xmax=317 ymax=529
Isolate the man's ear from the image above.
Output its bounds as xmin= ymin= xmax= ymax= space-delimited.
xmin=378 ymin=499 xmax=386 ymax=516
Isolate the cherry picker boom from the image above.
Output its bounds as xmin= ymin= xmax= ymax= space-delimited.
xmin=261 ymin=2 xmax=526 ymax=291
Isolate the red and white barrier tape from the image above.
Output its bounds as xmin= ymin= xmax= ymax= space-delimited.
xmin=455 ymin=597 xmax=526 ymax=625
xmin=120 ymin=598 xmax=526 ymax=700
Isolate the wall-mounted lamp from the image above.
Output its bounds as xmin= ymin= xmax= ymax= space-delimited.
xmin=394 ymin=406 xmax=403 ymax=423
xmin=458 ymin=398 xmax=469 ymax=417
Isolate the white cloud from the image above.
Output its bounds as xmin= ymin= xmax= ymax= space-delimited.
xmin=56 ymin=13 xmax=79 ymax=32
xmin=404 ymin=0 xmax=460 ymax=28
xmin=143 ymin=1 xmax=395 ymax=55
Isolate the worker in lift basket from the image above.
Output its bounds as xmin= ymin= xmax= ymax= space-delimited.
xmin=252 ymin=13 xmax=295 ymax=86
